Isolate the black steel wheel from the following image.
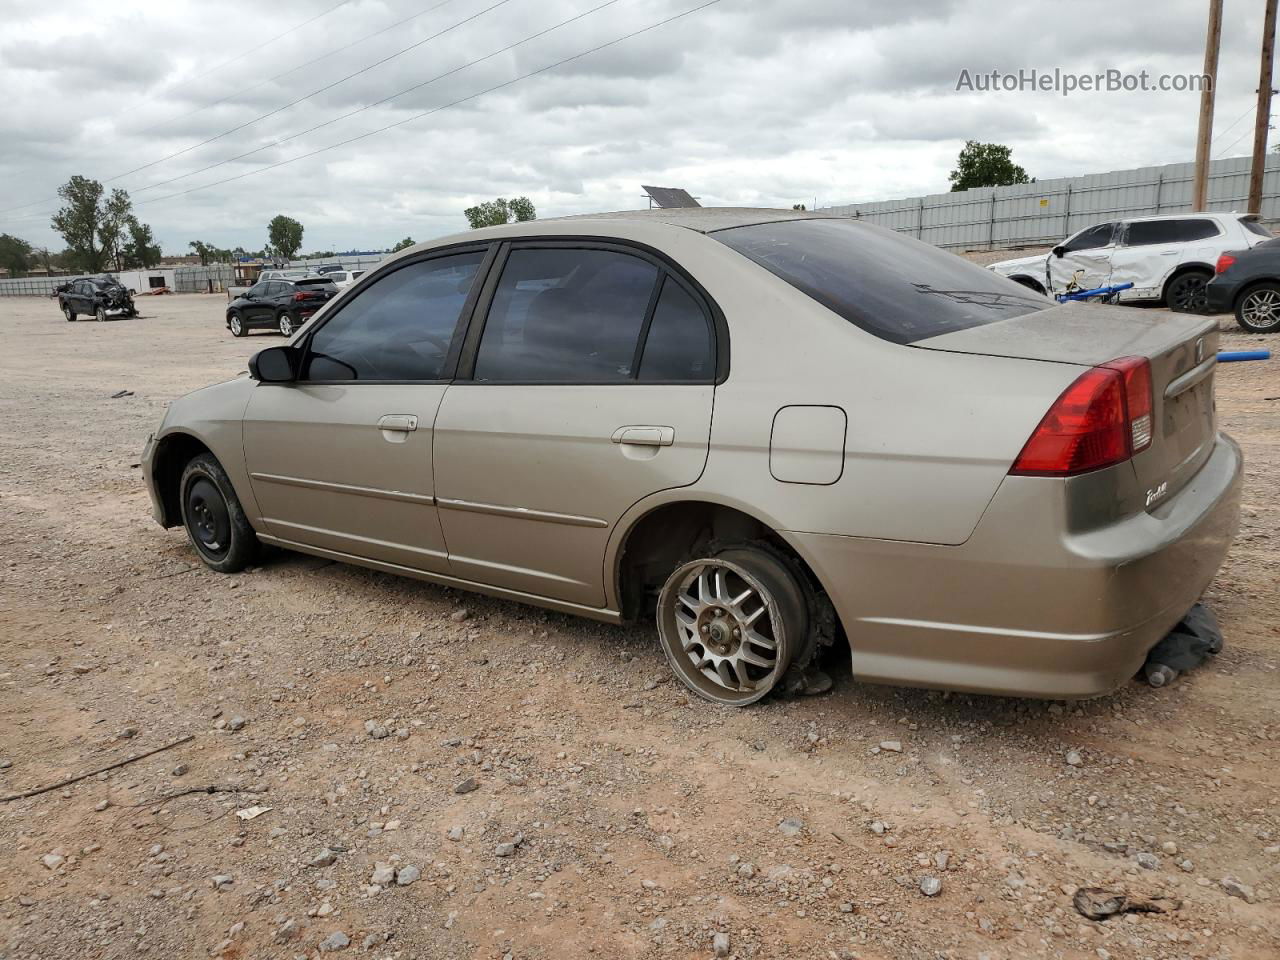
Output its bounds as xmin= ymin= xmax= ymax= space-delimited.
xmin=1166 ymin=271 xmax=1211 ymax=314
xmin=179 ymin=453 xmax=258 ymax=572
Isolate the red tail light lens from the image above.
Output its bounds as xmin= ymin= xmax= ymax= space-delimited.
xmin=1010 ymin=356 xmax=1153 ymax=476
xmin=1215 ymin=253 xmax=1236 ymax=274
xmin=292 ymin=291 xmax=312 ymax=301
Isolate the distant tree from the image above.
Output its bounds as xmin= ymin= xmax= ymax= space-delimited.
xmin=792 ymin=203 xmax=806 ymax=211
xmin=189 ymin=240 xmax=212 ymax=265
xmin=0 ymin=233 xmax=32 ymax=277
xmin=98 ymin=189 xmax=135 ymax=270
xmin=464 ymin=197 xmax=537 ymax=229
xmin=122 ymin=218 xmax=160 ymax=269
xmin=51 ymin=175 xmax=108 ymax=272
xmin=948 ymin=141 xmax=1030 ymax=192
xmin=267 ymin=215 xmax=305 ymax=259
xmin=391 ymin=236 xmax=416 ymax=252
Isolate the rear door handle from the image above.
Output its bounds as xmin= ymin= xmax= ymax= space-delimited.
xmin=377 ymin=414 xmax=418 ymax=433
xmin=611 ymin=425 xmax=674 ymax=447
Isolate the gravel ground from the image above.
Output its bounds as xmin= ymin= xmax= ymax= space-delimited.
xmin=0 ymin=292 xmax=1277 ymax=960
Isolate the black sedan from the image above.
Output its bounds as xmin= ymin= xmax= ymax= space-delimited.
xmin=226 ymin=277 xmax=339 ymax=337
xmin=1205 ymin=237 xmax=1280 ymax=333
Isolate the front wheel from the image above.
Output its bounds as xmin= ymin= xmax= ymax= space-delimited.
xmin=1235 ymin=282 xmax=1280 ymax=333
xmin=277 ymin=311 xmax=296 ymax=337
xmin=179 ymin=453 xmax=258 ymax=573
xmin=655 ymin=543 xmax=807 ymax=706
xmin=63 ymin=304 xmax=76 ymax=321
xmin=228 ymin=312 xmax=246 ymax=337
xmin=1166 ymin=271 xmax=1211 ymax=314
xmin=95 ymin=304 xmax=107 ymax=323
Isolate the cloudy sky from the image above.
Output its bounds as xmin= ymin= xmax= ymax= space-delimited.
xmin=0 ymin=0 xmax=1273 ymax=254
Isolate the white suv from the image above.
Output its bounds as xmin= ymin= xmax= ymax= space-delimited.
xmin=988 ymin=213 xmax=1272 ymax=312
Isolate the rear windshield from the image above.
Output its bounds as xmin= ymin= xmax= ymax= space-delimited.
xmin=713 ymin=218 xmax=1047 ymax=344
xmin=296 ymin=278 xmax=338 ymax=290
xmin=1242 ymin=217 xmax=1274 ymax=238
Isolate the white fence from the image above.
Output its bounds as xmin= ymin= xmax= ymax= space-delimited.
xmin=820 ymin=154 xmax=1280 ymax=251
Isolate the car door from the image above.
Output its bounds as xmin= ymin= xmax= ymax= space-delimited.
xmin=1047 ymin=221 xmax=1117 ymax=295
xmin=1109 ymin=218 xmax=1220 ymax=301
xmin=241 ymin=247 xmax=491 ymax=573
xmin=73 ymin=281 xmax=93 ymax=314
xmin=240 ymin=282 xmax=268 ymax=323
xmin=432 ymin=242 xmax=718 ymax=608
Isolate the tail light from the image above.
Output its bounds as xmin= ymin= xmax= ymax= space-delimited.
xmin=1010 ymin=356 xmax=1153 ymax=476
xmin=1215 ymin=253 xmax=1236 ymax=274
xmin=293 ymin=291 xmax=316 ymax=301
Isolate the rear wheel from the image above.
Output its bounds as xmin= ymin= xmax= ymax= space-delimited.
xmin=179 ymin=453 xmax=258 ymax=573
xmin=63 ymin=303 xmax=76 ymax=321
xmin=1165 ymin=270 xmax=1211 ymax=314
xmin=95 ymin=304 xmax=107 ymax=323
xmin=1235 ymin=282 xmax=1280 ymax=333
xmin=228 ymin=312 xmax=246 ymax=337
xmin=656 ymin=543 xmax=806 ymax=706
xmin=277 ymin=311 xmax=296 ymax=337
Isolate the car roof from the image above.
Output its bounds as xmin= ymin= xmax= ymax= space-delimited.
xmin=1121 ymin=212 xmax=1253 ymax=223
xmin=549 ymin=207 xmax=837 ymax=234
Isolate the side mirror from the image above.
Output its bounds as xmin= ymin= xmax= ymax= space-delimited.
xmin=249 ymin=346 xmax=300 ymax=383
xmin=1052 ymin=246 xmax=1065 ymax=258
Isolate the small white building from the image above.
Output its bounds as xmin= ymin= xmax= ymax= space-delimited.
xmin=109 ymin=268 xmax=177 ymax=293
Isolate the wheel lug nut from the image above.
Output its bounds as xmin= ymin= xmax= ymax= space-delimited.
xmin=733 ymin=628 xmax=740 ymax=638
xmin=700 ymin=624 xmax=709 ymax=634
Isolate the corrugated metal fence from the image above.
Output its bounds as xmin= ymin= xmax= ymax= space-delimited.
xmin=820 ymin=154 xmax=1280 ymax=251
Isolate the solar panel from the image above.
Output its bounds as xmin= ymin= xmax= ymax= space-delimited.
xmin=641 ymin=185 xmax=701 ymax=208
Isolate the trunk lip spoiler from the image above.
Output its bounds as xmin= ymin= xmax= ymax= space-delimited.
xmin=1164 ymin=355 xmax=1217 ymax=401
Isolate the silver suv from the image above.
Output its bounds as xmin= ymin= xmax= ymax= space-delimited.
xmin=143 ymin=209 xmax=1241 ymax=705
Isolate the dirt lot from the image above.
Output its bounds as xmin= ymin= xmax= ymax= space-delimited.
xmin=0 ymin=292 xmax=1277 ymax=960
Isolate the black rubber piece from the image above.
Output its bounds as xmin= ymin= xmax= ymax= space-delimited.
xmin=179 ymin=453 xmax=258 ymax=573
xmin=1144 ymin=603 xmax=1222 ymax=674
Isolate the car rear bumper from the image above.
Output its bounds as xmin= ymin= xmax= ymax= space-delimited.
xmin=1204 ymin=279 xmax=1236 ymax=314
xmin=785 ymin=433 xmax=1242 ymax=699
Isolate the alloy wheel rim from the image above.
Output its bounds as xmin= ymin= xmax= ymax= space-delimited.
xmin=1241 ymin=289 xmax=1280 ymax=329
xmin=280 ymin=316 xmax=293 ymax=336
xmin=663 ymin=559 xmax=782 ymax=698
xmin=230 ymin=317 xmax=241 ymax=335
xmin=1173 ymin=276 xmax=1206 ymax=311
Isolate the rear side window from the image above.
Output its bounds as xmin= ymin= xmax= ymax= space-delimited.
xmin=1125 ymin=218 xmax=1220 ymax=245
xmin=303 ymin=251 xmax=484 ymax=381
xmin=638 ymin=277 xmax=714 ymax=381
xmin=714 ymin=219 xmax=1045 ymax=345
xmin=474 ymin=247 xmax=659 ymax=382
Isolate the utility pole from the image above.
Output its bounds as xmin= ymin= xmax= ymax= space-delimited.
xmin=1247 ymin=0 xmax=1278 ymax=213
xmin=1193 ymin=0 xmax=1224 ymax=211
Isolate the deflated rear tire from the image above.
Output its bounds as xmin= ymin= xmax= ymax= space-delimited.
xmin=656 ymin=543 xmax=806 ymax=706
xmin=179 ymin=453 xmax=258 ymax=573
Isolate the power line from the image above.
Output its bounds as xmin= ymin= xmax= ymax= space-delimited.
xmin=132 ymin=0 xmax=464 ymax=137
xmin=132 ymin=0 xmax=724 ymax=209
xmin=127 ymin=0 xmax=628 ymax=199
xmin=104 ymin=0 xmax=518 ymax=184
xmin=1211 ymin=104 xmax=1255 ymax=145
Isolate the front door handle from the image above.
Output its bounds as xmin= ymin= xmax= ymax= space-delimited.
xmin=377 ymin=414 xmax=418 ymax=433
xmin=611 ymin=425 xmax=674 ymax=447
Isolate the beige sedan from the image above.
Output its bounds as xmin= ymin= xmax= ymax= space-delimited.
xmin=143 ymin=209 xmax=1241 ymax=705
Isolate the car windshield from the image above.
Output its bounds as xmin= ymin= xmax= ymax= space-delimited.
xmin=296 ymin=279 xmax=338 ymax=290
xmin=713 ymin=218 xmax=1048 ymax=344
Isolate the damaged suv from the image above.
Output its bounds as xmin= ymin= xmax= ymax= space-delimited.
xmin=142 ymin=209 xmax=1241 ymax=706
xmin=57 ymin=276 xmax=138 ymax=322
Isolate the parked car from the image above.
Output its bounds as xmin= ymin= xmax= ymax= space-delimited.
xmin=225 ymin=276 xmax=339 ymax=337
xmin=144 ymin=209 xmax=1240 ymax=707
xmin=327 ymin=269 xmax=365 ymax=289
xmin=56 ymin=275 xmax=137 ymax=321
xmin=314 ymin=264 xmax=345 ymax=275
xmin=226 ymin=269 xmax=321 ymax=302
xmin=1205 ymin=237 xmax=1280 ymax=332
xmin=988 ymin=213 xmax=1272 ymax=312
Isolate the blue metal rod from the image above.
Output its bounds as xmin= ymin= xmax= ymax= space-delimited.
xmin=1217 ymin=350 xmax=1271 ymax=362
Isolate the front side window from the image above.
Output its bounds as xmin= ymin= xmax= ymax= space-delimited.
xmin=715 ymin=218 xmax=1045 ymax=345
xmin=247 ymin=282 xmax=268 ymax=298
xmin=302 ymin=250 xmax=485 ymax=381
xmin=473 ymin=247 xmax=659 ymax=382
xmin=1062 ymin=222 xmax=1116 ymax=252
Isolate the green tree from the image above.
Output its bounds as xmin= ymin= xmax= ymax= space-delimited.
xmin=122 ymin=218 xmax=160 ymax=268
xmin=50 ymin=175 xmax=107 ymax=271
xmin=98 ymin=188 xmax=135 ymax=270
xmin=189 ymin=240 xmax=212 ymax=265
xmin=267 ymin=215 xmax=304 ymax=259
xmin=792 ymin=203 xmax=807 ymax=211
xmin=391 ymin=236 xmax=416 ymax=252
xmin=948 ymin=141 xmax=1030 ymax=192
xmin=0 ymin=233 xmax=33 ymax=277
xmin=464 ymin=197 xmax=537 ymax=229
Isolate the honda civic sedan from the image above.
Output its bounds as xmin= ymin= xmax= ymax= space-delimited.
xmin=142 ymin=209 xmax=1241 ymax=706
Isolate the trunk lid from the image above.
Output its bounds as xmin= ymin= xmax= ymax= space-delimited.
xmin=916 ymin=301 xmax=1220 ymax=505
